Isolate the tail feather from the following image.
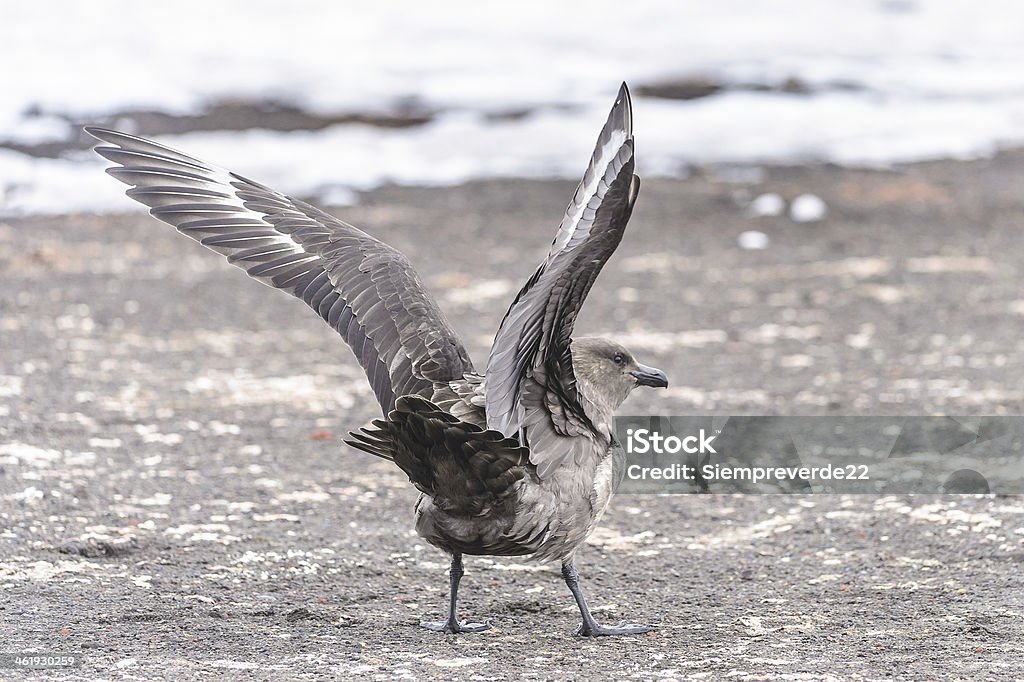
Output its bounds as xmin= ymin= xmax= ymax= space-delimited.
xmin=346 ymin=395 xmax=531 ymax=515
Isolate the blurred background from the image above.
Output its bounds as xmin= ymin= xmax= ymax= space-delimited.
xmin=3 ymin=0 xmax=1024 ymax=215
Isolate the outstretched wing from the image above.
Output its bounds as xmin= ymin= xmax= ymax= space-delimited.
xmin=87 ymin=127 xmax=474 ymax=414
xmin=484 ymin=83 xmax=640 ymax=478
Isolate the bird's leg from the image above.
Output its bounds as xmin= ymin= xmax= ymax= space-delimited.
xmin=561 ymin=560 xmax=654 ymax=637
xmin=421 ymin=553 xmax=490 ymax=634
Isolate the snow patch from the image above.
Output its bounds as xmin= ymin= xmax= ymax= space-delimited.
xmin=6 ymin=1 xmax=1024 ymax=214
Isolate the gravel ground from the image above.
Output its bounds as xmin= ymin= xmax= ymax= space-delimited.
xmin=2 ymin=153 xmax=1024 ymax=679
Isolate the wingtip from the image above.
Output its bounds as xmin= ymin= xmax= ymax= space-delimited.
xmin=83 ymin=125 xmax=110 ymax=142
xmin=613 ymin=81 xmax=633 ymax=137
xmin=84 ymin=126 xmax=131 ymax=148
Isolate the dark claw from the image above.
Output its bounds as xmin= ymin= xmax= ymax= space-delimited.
xmin=421 ymin=619 xmax=491 ymax=634
xmin=574 ymin=620 xmax=655 ymax=637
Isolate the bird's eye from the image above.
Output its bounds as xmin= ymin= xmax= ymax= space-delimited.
xmin=612 ymin=353 xmax=626 ymax=366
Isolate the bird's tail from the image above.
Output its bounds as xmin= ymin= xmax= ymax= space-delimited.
xmin=345 ymin=395 xmax=530 ymax=514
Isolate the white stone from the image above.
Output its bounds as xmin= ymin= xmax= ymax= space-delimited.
xmin=748 ymin=193 xmax=785 ymax=217
xmin=790 ymin=194 xmax=828 ymax=222
xmin=738 ymin=230 xmax=770 ymax=250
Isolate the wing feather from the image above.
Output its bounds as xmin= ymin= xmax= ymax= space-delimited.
xmin=484 ymin=83 xmax=640 ymax=476
xmin=88 ymin=127 xmax=474 ymax=414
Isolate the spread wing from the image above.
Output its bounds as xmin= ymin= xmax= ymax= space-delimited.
xmin=484 ymin=83 xmax=640 ymax=478
xmin=87 ymin=127 xmax=474 ymax=414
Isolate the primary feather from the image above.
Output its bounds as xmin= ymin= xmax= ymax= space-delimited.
xmin=86 ymin=126 xmax=474 ymax=414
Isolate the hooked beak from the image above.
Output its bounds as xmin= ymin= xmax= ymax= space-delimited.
xmin=630 ymin=363 xmax=669 ymax=389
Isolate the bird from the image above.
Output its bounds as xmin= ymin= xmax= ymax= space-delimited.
xmin=87 ymin=82 xmax=668 ymax=637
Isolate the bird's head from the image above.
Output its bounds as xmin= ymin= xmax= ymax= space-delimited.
xmin=570 ymin=337 xmax=668 ymax=412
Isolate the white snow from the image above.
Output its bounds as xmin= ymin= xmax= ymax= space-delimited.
xmin=3 ymin=0 xmax=1024 ymax=215
xmin=0 ymin=443 xmax=62 ymax=467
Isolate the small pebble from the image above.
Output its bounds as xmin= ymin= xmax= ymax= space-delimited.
xmin=790 ymin=194 xmax=828 ymax=222
xmin=748 ymin=193 xmax=785 ymax=217
xmin=738 ymin=230 xmax=770 ymax=250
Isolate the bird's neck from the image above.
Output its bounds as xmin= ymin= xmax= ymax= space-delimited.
xmin=575 ymin=374 xmax=619 ymax=443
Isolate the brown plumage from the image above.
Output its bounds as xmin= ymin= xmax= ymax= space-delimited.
xmin=88 ymin=82 xmax=668 ymax=637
